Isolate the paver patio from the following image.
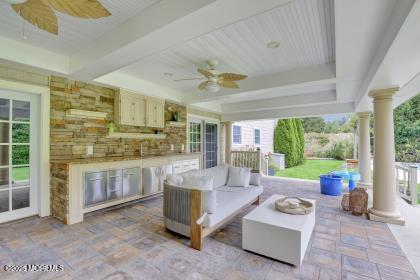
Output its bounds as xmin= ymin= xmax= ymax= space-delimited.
xmin=0 ymin=177 xmax=417 ymax=280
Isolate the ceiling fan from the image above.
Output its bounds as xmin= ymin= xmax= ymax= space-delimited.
xmin=3 ymin=0 xmax=111 ymax=35
xmin=174 ymin=59 xmax=247 ymax=93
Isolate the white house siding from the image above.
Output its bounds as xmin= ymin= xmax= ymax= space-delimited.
xmin=232 ymin=119 xmax=276 ymax=154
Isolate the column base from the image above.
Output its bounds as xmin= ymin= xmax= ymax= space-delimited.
xmin=357 ymin=181 xmax=372 ymax=189
xmin=368 ymin=208 xmax=405 ymax=226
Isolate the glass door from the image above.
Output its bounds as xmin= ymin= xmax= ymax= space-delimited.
xmin=204 ymin=123 xmax=218 ymax=169
xmin=0 ymin=90 xmax=39 ymax=223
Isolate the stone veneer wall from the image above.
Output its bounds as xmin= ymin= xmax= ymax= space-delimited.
xmin=50 ymin=76 xmax=187 ymax=159
xmin=49 ymin=76 xmax=187 ymax=222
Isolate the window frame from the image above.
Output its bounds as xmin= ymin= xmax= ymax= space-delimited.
xmin=232 ymin=124 xmax=242 ymax=145
xmin=254 ymin=127 xmax=261 ymax=146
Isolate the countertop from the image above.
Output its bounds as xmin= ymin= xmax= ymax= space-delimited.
xmin=50 ymin=153 xmax=202 ymax=165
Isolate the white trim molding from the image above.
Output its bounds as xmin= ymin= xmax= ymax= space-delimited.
xmin=0 ymin=78 xmax=50 ymax=218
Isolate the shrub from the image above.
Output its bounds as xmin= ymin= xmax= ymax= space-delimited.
xmin=273 ymin=119 xmax=304 ymax=167
xmin=321 ymin=140 xmax=354 ymax=160
xmin=315 ymin=134 xmax=329 ymax=147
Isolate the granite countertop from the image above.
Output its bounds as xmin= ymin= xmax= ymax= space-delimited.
xmin=50 ymin=153 xmax=202 ymax=165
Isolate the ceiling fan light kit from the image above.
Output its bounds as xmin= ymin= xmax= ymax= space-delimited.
xmin=175 ymin=59 xmax=248 ymax=93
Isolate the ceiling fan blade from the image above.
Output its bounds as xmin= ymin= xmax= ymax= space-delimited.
xmin=173 ymin=77 xmax=205 ymax=81
xmin=12 ymin=0 xmax=58 ymax=35
xmin=198 ymin=68 xmax=215 ymax=78
xmin=46 ymin=0 xmax=111 ymax=19
xmin=218 ymin=73 xmax=247 ymax=81
xmin=198 ymin=81 xmax=208 ymax=91
xmin=219 ymin=80 xmax=239 ymax=89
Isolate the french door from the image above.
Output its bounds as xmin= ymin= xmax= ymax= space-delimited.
xmin=205 ymin=123 xmax=218 ymax=169
xmin=0 ymin=90 xmax=39 ymax=223
xmin=188 ymin=119 xmax=219 ymax=169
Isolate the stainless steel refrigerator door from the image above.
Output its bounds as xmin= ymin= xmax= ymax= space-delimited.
xmin=107 ymin=169 xmax=122 ymax=200
xmin=122 ymin=167 xmax=141 ymax=197
xmin=84 ymin=171 xmax=107 ymax=207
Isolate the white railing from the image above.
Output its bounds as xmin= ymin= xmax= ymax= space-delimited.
xmin=396 ymin=164 xmax=418 ymax=206
xmin=231 ymin=151 xmax=261 ymax=173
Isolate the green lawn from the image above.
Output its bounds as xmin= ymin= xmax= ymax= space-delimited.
xmin=275 ymin=159 xmax=345 ymax=180
xmin=12 ymin=166 xmax=29 ymax=181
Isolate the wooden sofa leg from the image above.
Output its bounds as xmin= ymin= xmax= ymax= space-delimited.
xmin=190 ymin=189 xmax=204 ymax=250
xmin=191 ymin=225 xmax=203 ymax=250
xmin=253 ymin=196 xmax=260 ymax=205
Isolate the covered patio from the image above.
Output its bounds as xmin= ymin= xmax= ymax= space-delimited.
xmin=0 ymin=176 xmax=417 ymax=280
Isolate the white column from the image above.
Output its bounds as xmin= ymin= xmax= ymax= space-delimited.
xmin=225 ymin=121 xmax=232 ymax=164
xmin=357 ymin=112 xmax=372 ymax=188
xmin=368 ymin=88 xmax=404 ymax=225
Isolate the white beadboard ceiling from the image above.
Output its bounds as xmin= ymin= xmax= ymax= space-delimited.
xmin=120 ymin=0 xmax=335 ymax=91
xmin=0 ymin=0 xmax=160 ymax=55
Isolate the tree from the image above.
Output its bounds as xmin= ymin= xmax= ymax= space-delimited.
xmin=301 ymin=117 xmax=325 ymax=133
xmin=273 ymin=119 xmax=305 ymax=168
xmin=393 ymin=93 xmax=420 ymax=162
xmin=294 ymin=119 xmax=305 ymax=165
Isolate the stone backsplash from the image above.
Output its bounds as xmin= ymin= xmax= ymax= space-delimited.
xmin=50 ymin=76 xmax=187 ymax=160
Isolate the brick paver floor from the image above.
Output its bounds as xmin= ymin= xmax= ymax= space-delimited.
xmin=0 ymin=177 xmax=417 ymax=279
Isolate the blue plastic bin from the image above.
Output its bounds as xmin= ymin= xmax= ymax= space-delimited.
xmin=319 ymin=175 xmax=343 ymax=196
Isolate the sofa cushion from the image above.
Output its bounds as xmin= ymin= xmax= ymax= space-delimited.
xmin=202 ymin=164 xmax=229 ymax=188
xmin=227 ymin=166 xmax=251 ymax=187
xmin=202 ymin=185 xmax=263 ymax=227
xmin=182 ymin=175 xmax=217 ymax=214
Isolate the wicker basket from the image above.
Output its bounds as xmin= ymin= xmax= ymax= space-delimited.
xmin=275 ymin=197 xmax=314 ymax=215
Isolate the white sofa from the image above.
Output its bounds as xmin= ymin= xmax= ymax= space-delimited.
xmin=163 ymin=164 xmax=263 ymax=250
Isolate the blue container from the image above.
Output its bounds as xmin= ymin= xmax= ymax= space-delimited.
xmin=319 ymin=175 xmax=343 ymax=196
xmin=348 ymin=172 xmax=361 ymax=192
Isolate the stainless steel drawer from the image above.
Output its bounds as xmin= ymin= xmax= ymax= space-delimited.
xmin=107 ymin=169 xmax=122 ymax=200
xmin=123 ymin=167 xmax=141 ymax=197
xmin=84 ymin=171 xmax=107 ymax=207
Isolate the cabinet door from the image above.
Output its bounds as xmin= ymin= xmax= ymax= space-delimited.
xmin=147 ymin=100 xmax=165 ymax=128
xmin=155 ymin=102 xmax=165 ymax=128
xmin=133 ymin=97 xmax=146 ymax=126
xmin=120 ymin=94 xmax=135 ymax=125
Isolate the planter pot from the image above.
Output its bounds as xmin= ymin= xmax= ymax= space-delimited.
xmin=319 ymin=175 xmax=343 ymax=196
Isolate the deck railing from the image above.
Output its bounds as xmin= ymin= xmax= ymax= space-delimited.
xmin=231 ymin=151 xmax=261 ymax=173
xmin=396 ymin=164 xmax=418 ymax=206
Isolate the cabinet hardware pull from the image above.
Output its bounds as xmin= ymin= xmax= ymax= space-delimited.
xmin=89 ymin=178 xmax=105 ymax=181
xmin=124 ymin=173 xmax=137 ymax=176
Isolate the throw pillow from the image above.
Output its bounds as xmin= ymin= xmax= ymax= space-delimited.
xmin=227 ymin=166 xmax=251 ymax=187
xmin=249 ymin=172 xmax=262 ymax=186
xmin=166 ymin=174 xmax=183 ymax=186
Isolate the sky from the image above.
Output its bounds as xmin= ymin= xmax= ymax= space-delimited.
xmin=322 ymin=114 xmax=352 ymax=123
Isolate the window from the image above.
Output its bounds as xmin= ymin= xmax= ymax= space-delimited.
xmin=188 ymin=121 xmax=201 ymax=153
xmin=232 ymin=125 xmax=241 ymax=144
xmin=254 ymin=128 xmax=261 ymax=145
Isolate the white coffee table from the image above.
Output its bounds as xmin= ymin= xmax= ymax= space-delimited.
xmin=242 ymin=195 xmax=315 ymax=266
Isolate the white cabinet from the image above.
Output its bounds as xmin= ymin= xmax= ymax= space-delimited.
xmin=115 ymin=89 xmax=164 ymax=128
xmin=146 ymin=98 xmax=165 ymax=128
xmin=172 ymin=159 xmax=200 ymax=174
xmin=115 ymin=90 xmax=146 ymax=126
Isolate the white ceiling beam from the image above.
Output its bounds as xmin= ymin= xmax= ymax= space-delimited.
xmin=222 ymin=102 xmax=354 ymax=122
xmin=0 ymin=36 xmax=69 ymax=74
xmin=70 ymin=0 xmax=292 ymax=81
xmin=94 ymin=71 xmax=182 ymax=102
xmin=221 ymin=91 xmax=337 ymax=113
xmin=182 ymin=63 xmax=336 ymax=104
xmin=352 ymin=0 xmax=416 ymax=112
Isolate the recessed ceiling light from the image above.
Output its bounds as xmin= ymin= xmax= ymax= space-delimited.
xmin=267 ymin=41 xmax=280 ymax=49
xmin=164 ymin=72 xmax=174 ymax=77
